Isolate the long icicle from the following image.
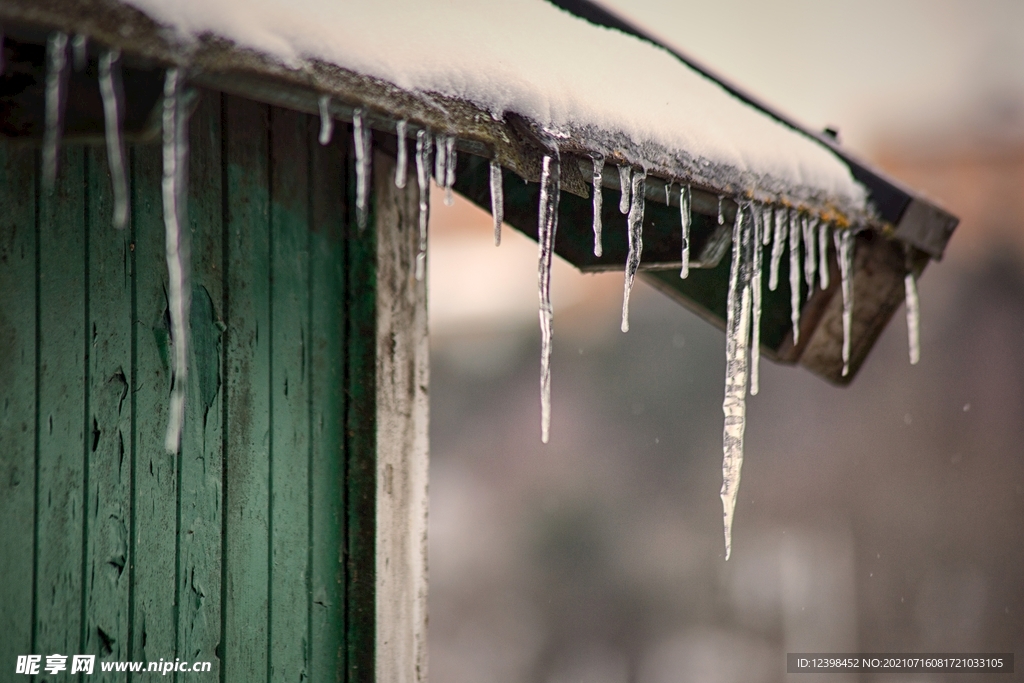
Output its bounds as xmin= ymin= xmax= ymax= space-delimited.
xmin=538 ymin=153 xmax=561 ymax=444
xmin=99 ymin=49 xmax=129 ymax=229
xmin=490 ymin=159 xmax=503 ymax=246
xmin=905 ymin=271 xmax=920 ymax=365
xmin=818 ymin=221 xmax=830 ymax=290
xmin=722 ymin=202 xmax=751 ymax=561
xmin=434 ymin=133 xmax=446 ymax=186
xmin=353 ymin=109 xmax=371 ymax=230
xmin=162 ymin=68 xmax=191 ymax=453
xmin=717 ymin=194 xmax=725 ymax=225
xmin=592 ymin=156 xmax=604 ymax=257
xmin=317 ymin=95 xmax=333 ymax=145
xmin=43 ymin=32 xmax=69 ymax=190
xmin=750 ymin=203 xmax=764 ymax=396
xmin=769 ymin=206 xmax=787 ymax=291
xmin=762 ymin=204 xmax=774 ymax=246
xmin=443 ymin=135 xmax=457 ymax=206
xmin=620 ymin=169 xmax=646 ymax=333
xmin=679 ymin=184 xmax=692 ymax=279
xmin=789 ymin=209 xmax=802 ymax=343
xmin=803 ymin=214 xmax=818 ymax=288
xmin=394 ymin=120 xmax=408 ymax=189
xmin=414 ymin=130 xmax=431 ymax=281
xmin=835 ymin=229 xmax=855 ymax=376
xmin=618 ymin=165 xmax=631 ymax=214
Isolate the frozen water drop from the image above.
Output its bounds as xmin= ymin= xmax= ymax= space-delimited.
xmin=317 ymin=95 xmax=333 ymax=145
xmin=803 ymin=214 xmax=818 ymax=288
xmin=905 ymin=271 xmax=920 ymax=365
xmin=717 ymin=194 xmax=724 ymax=225
xmin=721 ymin=202 xmax=751 ymax=561
xmin=443 ymin=135 xmax=456 ymax=206
xmin=679 ymin=184 xmax=691 ymax=279
xmin=161 ymin=67 xmax=192 ymax=454
xmin=394 ymin=120 xmax=408 ymax=189
xmin=769 ymin=206 xmax=787 ymax=291
xmin=414 ymin=129 xmax=431 ymax=281
xmin=788 ymin=209 xmax=802 ymax=343
xmin=618 ymin=165 xmax=631 ymax=214
xmin=834 ymin=229 xmax=855 ymax=376
xmin=620 ymin=169 xmax=646 ymax=333
xmin=490 ymin=159 xmax=503 ymax=246
xmin=750 ymin=203 xmax=764 ymax=396
xmin=538 ymin=153 xmax=561 ymax=444
xmin=43 ymin=32 xmax=69 ymax=190
xmin=818 ymin=220 xmax=830 ymax=290
xmin=591 ymin=156 xmax=604 ymax=257
xmin=99 ymin=49 xmax=129 ymax=229
xmin=353 ymin=109 xmax=371 ymax=231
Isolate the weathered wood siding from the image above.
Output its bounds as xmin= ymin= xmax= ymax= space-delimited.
xmin=0 ymin=90 xmax=419 ymax=682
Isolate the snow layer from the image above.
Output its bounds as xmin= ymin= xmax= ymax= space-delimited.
xmin=123 ymin=0 xmax=865 ymax=206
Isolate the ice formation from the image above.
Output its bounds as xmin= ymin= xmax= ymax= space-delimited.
xmin=490 ymin=159 xmax=503 ymax=246
xmin=620 ymin=169 xmax=646 ymax=333
xmin=43 ymin=32 xmax=68 ymax=189
xmin=802 ymin=214 xmax=817 ymax=289
xmin=818 ymin=221 xmax=830 ymax=290
xmin=394 ymin=119 xmax=408 ymax=189
xmin=161 ymin=68 xmax=191 ymax=453
xmin=591 ymin=156 xmax=604 ymax=257
xmin=768 ymin=206 xmax=786 ymax=292
xmin=318 ymin=94 xmax=333 ymax=145
xmin=353 ymin=108 xmax=371 ymax=230
xmin=679 ymin=185 xmax=691 ymax=279
xmin=443 ymin=135 xmax=456 ymax=206
xmin=749 ymin=203 xmax=764 ymax=396
xmin=99 ymin=49 xmax=129 ymax=230
xmin=905 ymin=272 xmax=920 ymax=365
xmin=721 ymin=203 xmax=751 ymax=561
xmin=414 ymin=129 xmax=431 ymax=281
xmin=618 ymin=165 xmax=631 ymax=214
xmin=537 ymin=153 xmax=560 ymax=444
xmin=788 ymin=209 xmax=802 ymax=343
xmin=834 ymin=229 xmax=855 ymax=376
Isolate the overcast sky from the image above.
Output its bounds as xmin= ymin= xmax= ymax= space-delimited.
xmin=601 ymin=0 xmax=1024 ymax=154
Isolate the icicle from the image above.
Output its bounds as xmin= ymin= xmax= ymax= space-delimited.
xmin=803 ymin=214 xmax=818 ymax=288
xmin=353 ymin=109 xmax=371 ymax=231
xmin=818 ymin=221 xmax=830 ymax=290
xmin=834 ymin=230 xmax=855 ymax=376
xmin=665 ymin=180 xmax=672 ymax=206
xmin=43 ymin=32 xmax=69 ymax=190
xmin=591 ymin=156 xmax=604 ymax=257
xmin=762 ymin=204 xmax=773 ymax=246
xmin=679 ymin=184 xmax=691 ymax=279
xmin=620 ymin=169 xmax=646 ymax=333
xmin=414 ymin=130 xmax=431 ymax=281
xmin=394 ymin=120 xmax=408 ymax=189
xmin=717 ymin=194 xmax=725 ymax=225
xmin=537 ymin=153 xmax=561 ymax=444
xmin=721 ymin=202 xmax=751 ymax=561
xmin=434 ymin=133 xmax=446 ymax=186
xmin=490 ymin=159 xmax=503 ymax=246
xmin=72 ymin=34 xmax=87 ymax=72
xmin=618 ymin=165 xmax=631 ymax=214
xmin=750 ymin=203 xmax=764 ymax=396
xmin=99 ymin=49 xmax=128 ymax=230
xmin=443 ymin=135 xmax=456 ymax=206
xmin=905 ymin=271 xmax=920 ymax=365
xmin=788 ymin=209 xmax=802 ymax=343
xmin=317 ymin=95 xmax=333 ymax=145
xmin=768 ymin=206 xmax=786 ymax=291
xmin=161 ymin=68 xmax=191 ymax=454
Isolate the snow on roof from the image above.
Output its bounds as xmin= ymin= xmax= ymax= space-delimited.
xmin=123 ymin=0 xmax=866 ymax=215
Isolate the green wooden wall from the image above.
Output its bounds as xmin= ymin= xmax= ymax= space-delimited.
xmin=0 ymin=91 xmax=377 ymax=681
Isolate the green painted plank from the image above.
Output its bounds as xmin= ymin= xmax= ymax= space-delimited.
xmin=83 ymin=146 xmax=133 ymax=678
xmin=308 ymin=108 xmax=348 ymax=683
xmin=129 ymin=141 xmax=180 ymax=665
xmin=222 ymin=94 xmax=272 ymax=683
xmin=0 ymin=144 xmax=38 ymax=673
xmin=176 ymin=91 xmax=225 ymax=675
xmin=268 ymin=106 xmax=312 ymax=683
xmin=344 ymin=123 xmax=377 ymax=683
xmin=35 ymin=145 xmax=87 ymax=658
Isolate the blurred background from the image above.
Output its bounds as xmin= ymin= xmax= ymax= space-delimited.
xmin=427 ymin=1 xmax=1024 ymax=681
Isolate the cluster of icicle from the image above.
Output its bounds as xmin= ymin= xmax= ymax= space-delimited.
xmin=36 ymin=29 xmax=924 ymax=553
